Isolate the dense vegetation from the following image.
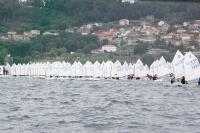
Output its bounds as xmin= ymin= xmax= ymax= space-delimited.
xmin=1 ymin=0 xmax=200 ymax=30
xmin=0 ymin=0 xmax=200 ymax=64
xmin=0 ymin=32 xmax=99 ymax=64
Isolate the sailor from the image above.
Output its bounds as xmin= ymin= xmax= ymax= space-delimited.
xmin=127 ymin=74 xmax=134 ymax=80
xmin=5 ymin=69 xmax=8 ymax=75
xmin=153 ymin=74 xmax=157 ymax=80
xmin=127 ymin=75 xmax=131 ymax=80
xmin=146 ymin=74 xmax=153 ymax=80
xmin=170 ymin=74 xmax=175 ymax=84
xmin=170 ymin=73 xmax=173 ymax=77
xmin=135 ymin=76 xmax=140 ymax=80
xmin=181 ymin=76 xmax=188 ymax=84
xmin=198 ymin=78 xmax=200 ymax=86
xmin=3 ymin=67 xmax=6 ymax=75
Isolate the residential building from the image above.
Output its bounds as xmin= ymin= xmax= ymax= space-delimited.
xmin=161 ymin=33 xmax=174 ymax=44
xmin=31 ymin=30 xmax=40 ymax=36
xmin=139 ymin=35 xmax=156 ymax=44
xmin=141 ymin=26 xmax=159 ymax=35
xmin=181 ymin=34 xmax=192 ymax=41
xmin=13 ymin=35 xmax=24 ymax=41
xmin=94 ymin=22 xmax=103 ymax=27
xmin=23 ymin=32 xmax=33 ymax=39
xmin=122 ymin=0 xmax=137 ymax=4
xmin=176 ymin=28 xmax=187 ymax=34
xmin=160 ymin=23 xmax=170 ymax=32
xmin=65 ymin=28 xmax=76 ymax=33
xmin=183 ymin=22 xmax=189 ymax=27
xmin=197 ymin=35 xmax=200 ymax=43
xmin=97 ymin=29 xmax=119 ymax=41
xmin=158 ymin=21 xmax=165 ymax=26
xmin=147 ymin=48 xmax=169 ymax=55
xmin=7 ymin=30 xmax=41 ymax=41
xmin=43 ymin=31 xmax=59 ymax=36
xmin=101 ymin=45 xmax=117 ymax=52
xmin=126 ymin=32 xmax=139 ymax=45
xmin=7 ymin=32 xmax=17 ymax=39
xmin=119 ymin=19 xmax=129 ymax=26
xmin=171 ymin=40 xmax=181 ymax=46
xmin=79 ymin=25 xmax=91 ymax=35
xmin=0 ymin=36 xmax=8 ymax=40
xmin=132 ymin=26 xmax=142 ymax=32
xmin=181 ymin=33 xmax=193 ymax=45
xmin=193 ymin=20 xmax=200 ymax=27
xmin=141 ymin=21 xmax=152 ymax=28
xmin=174 ymin=24 xmax=182 ymax=29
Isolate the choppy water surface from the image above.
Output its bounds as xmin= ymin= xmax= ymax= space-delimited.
xmin=0 ymin=77 xmax=200 ymax=133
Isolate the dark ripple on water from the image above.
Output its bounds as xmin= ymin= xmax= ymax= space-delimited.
xmin=0 ymin=77 xmax=200 ymax=133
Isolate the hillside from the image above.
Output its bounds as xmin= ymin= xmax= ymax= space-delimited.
xmin=2 ymin=0 xmax=200 ymax=31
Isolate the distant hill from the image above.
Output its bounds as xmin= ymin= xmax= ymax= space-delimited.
xmin=1 ymin=0 xmax=200 ymax=32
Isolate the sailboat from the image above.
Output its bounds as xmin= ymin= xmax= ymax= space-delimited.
xmin=171 ymin=50 xmax=185 ymax=79
xmin=134 ymin=59 xmax=147 ymax=78
xmin=184 ymin=51 xmax=200 ymax=82
xmin=111 ymin=60 xmax=122 ymax=78
xmin=157 ymin=56 xmax=170 ymax=77
xmin=93 ymin=61 xmax=102 ymax=78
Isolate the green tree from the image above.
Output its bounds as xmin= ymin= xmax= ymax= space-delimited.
xmin=134 ymin=43 xmax=149 ymax=55
xmin=0 ymin=48 xmax=8 ymax=65
xmin=0 ymin=0 xmax=19 ymax=21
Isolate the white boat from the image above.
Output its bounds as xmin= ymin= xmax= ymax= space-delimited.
xmin=171 ymin=50 xmax=185 ymax=79
xmin=184 ymin=51 xmax=200 ymax=81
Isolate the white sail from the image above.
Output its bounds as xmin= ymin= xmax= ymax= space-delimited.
xmin=58 ymin=62 xmax=66 ymax=77
xmin=93 ymin=61 xmax=102 ymax=78
xmin=0 ymin=66 xmax=3 ymax=75
xmin=121 ymin=61 xmax=129 ymax=77
xmin=172 ymin=50 xmax=184 ymax=79
xmin=149 ymin=60 xmax=159 ymax=76
xmin=21 ymin=64 xmax=26 ymax=76
xmin=102 ymin=60 xmax=113 ymax=78
xmin=157 ymin=56 xmax=170 ymax=77
xmin=166 ymin=62 xmax=173 ymax=75
xmin=111 ymin=60 xmax=120 ymax=77
xmin=184 ymin=52 xmax=200 ymax=81
xmin=76 ymin=61 xmax=84 ymax=77
xmin=84 ymin=61 xmax=93 ymax=77
xmin=71 ymin=61 xmax=77 ymax=77
xmin=128 ymin=63 xmax=134 ymax=76
xmin=16 ymin=64 xmax=21 ymax=76
xmin=5 ymin=64 xmax=11 ymax=74
xmin=65 ymin=62 xmax=72 ymax=77
xmin=149 ymin=61 xmax=155 ymax=76
xmin=144 ymin=64 xmax=149 ymax=76
xmin=127 ymin=63 xmax=134 ymax=76
xmin=11 ymin=64 xmax=17 ymax=76
xmin=135 ymin=59 xmax=146 ymax=77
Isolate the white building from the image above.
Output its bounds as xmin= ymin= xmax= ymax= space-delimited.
xmin=122 ymin=0 xmax=137 ymax=4
xmin=119 ymin=19 xmax=129 ymax=26
xmin=101 ymin=45 xmax=117 ymax=52
xmin=158 ymin=21 xmax=165 ymax=26
xmin=43 ymin=31 xmax=59 ymax=36
xmin=31 ymin=30 xmax=40 ymax=36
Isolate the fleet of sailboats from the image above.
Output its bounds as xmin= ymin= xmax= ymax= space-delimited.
xmin=1 ymin=50 xmax=200 ymax=83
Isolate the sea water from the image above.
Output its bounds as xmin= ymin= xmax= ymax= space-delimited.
xmin=0 ymin=77 xmax=200 ymax=133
